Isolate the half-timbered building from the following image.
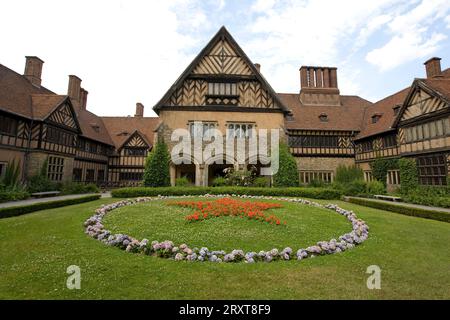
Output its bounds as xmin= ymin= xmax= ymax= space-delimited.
xmin=1 ymin=27 xmax=449 ymax=189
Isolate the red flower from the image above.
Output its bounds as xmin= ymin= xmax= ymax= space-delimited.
xmin=172 ymin=198 xmax=286 ymax=226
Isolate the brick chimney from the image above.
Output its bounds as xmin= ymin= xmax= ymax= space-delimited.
xmin=135 ymin=102 xmax=144 ymax=117
xmin=67 ymin=75 xmax=82 ymax=109
xmin=80 ymin=88 xmax=88 ymax=110
xmin=254 ymin=63 xmax=261 ymax=72
xmin=24 ymin=56 xmax=44 ymax=87
xmin=424 ymin=57 xmax=442 ymax=78
xmin=299 ymin=66 xmax=340 ymax=106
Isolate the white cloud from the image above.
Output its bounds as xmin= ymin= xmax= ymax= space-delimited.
xmin=366 ymin=32 xmax=447 ymax=71
xmin=244 ymin=0 xmax=404 ymax=95
xmin=366 ymin=0 xmax=450 ymax=71
xmin=0 ymin=0 xmax=205 ymax=117
xmin=251 ymin=0 xmax=277 ymax=13
xmin=446 ymin=15 xmax=450 ymax=28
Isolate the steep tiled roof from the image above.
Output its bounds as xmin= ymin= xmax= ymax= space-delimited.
xmin=31 ymin=94 xmax=68 ymax=120
xmin=0 ymin=63 xmax=53 ymax=119
xmin=279 ymin=93 xmax=372 ymax=131
xmin=76 ymin=109 xmax=114 ymax=146
xmin=356 ymin=87 xmax=410 ymax=140
xmin=357 ymin=67 xmax=450 ymax=140
xmin=101 ymin=116 xmax=161 ymax=149
xmin=422 ymin=78 xmax=450 ymax=102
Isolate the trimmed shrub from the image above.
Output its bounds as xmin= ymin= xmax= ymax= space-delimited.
xmin=0 ymin=194 xmax=101 ymax=219
xmin=0 ymin=190 xmax=30 ymax=203
xmin=335 ymin=165 xmax=364 ymax=184
xmin=111 ymin=186 xmax=342 ymax=200
xmin=60 ymin=182 xmax=99 ymax=195
xmin=399 ymin=158 xmax=418 ymax=192
xmin=175 ymin=177 xmax=190 ymax=187
xmin=370 ymin=158 xmax=399 ymax=186
xmin=253 ymin=176 xmax=270 ymax=188
xmin=273 ymin=143 xmax=299 ymax=187
xmin=346 ymin=197 xmax=450 ymax=223
xmin=224 ymin=167 xmax=255 ymax=186
xmin=143 ymin=141 xmax=170 ymax=187
xmin=27 ymin=159 xmax=57 ymax=193
xmin=366 ymin=180 xmax=386 ymax=195
xmin=308 ymin=179 xmax=327 ymax=188
xmin=211 ymin=176 xmax=228 ymax=187
xmin=401 ymin=186 xmax=450 ymax=208
xmin=343 ymin=180 xmax=367 ymax=196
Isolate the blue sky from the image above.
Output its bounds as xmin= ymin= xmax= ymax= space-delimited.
xmin=1 ymin=0 xmax=449 ymax=116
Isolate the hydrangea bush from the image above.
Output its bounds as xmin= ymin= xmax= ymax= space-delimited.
xmin=84 ymin=195 xmax=369 ymax=263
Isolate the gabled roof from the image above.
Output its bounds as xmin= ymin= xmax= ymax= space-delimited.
xmin=153 ymin=26 xmax=290 ymax=114
xmin=31 ymin=94 xmax=70 ymax=120
xmin=117 ymin=130 xmax=152 ymax=151
xmin=0 ymin=63 xmax=54 ymax=119
xmin=356 ymin=87 xmax=410 ymax=140
xmin=77 ymin=109 xmax=115 ymax=146
xmin=279 ymin=93 xmax=371 ymax=131
xmin=101 ymin=116 xmax=160 ymax=149
xmin=392 ymin=75 xmax=450 ymax=128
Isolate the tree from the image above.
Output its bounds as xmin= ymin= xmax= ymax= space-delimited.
xmin=273 ymin=143 xmax=299 ymax=187
xmin=143 ymin=141 xmax=171 ymax=187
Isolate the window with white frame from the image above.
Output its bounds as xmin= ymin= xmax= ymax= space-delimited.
xmin=47 ymin=156 xmax=64 ymax=181
xmin=364 ymin=171 xmax=373 ymax=182
xmin=299 ymin=171 xmax=333 ymax=184
xmin=227 ymin=123 xmax=255 ymax=138
xmin=188 ymin=121 xmax=217 ymax=139
xmin=387 ymin=170 xmax=400 ymax=185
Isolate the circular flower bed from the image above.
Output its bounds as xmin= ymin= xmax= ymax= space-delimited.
xmin=84 ymin=195 xmax=369 ymax=263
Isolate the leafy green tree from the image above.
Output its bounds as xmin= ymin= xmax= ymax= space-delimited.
xmin=143 ymin=141 xmax=171 ymax=187
xmin=273 ymin=143 xmax=299 ymax=187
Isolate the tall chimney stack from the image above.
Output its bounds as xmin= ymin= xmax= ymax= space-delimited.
xmin=135 ymin=103 xmax=144 ymax=117
xmin=67 ymin=75 xmax=82 ymax=109
xmin=24 ymin=56 xmax=44 ymax=87
xmin=80 ymin=88 xmax=88 ymax=110
xmin=424 ymin=57 xmax=442 ymax=78
xmin=299 ymin=65 xmax=340 ymax=106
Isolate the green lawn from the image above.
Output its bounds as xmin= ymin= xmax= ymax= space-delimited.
xmin=0 ymin=196 xmax=449 ymax=299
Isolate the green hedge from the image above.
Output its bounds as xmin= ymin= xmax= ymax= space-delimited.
xmin=0 ymin=190 xmax=30 ymax=203
xmin=111 ymin=186 xmax=342 ymax=200
xmin=0 ymin=194 xmax=101 ymax=219
xmin=346 ymin=197 xmax=450 ymax=223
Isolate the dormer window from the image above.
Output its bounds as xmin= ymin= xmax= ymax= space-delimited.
xmin=319 ymin=113 xmax=328 ymax=122
xmin=90 ymin=123 xmax=100 ymax=132
xmin=371 ymin=114 xmax=382 ymax=124
xmin=206 ymin=82 xmax=238 ymax=105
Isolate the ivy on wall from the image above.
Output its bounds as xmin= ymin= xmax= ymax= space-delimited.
xmin=370 ymin=158 xmax=399 ymax=186
xmin=398 ymin=158 xmax=418 ymax=192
